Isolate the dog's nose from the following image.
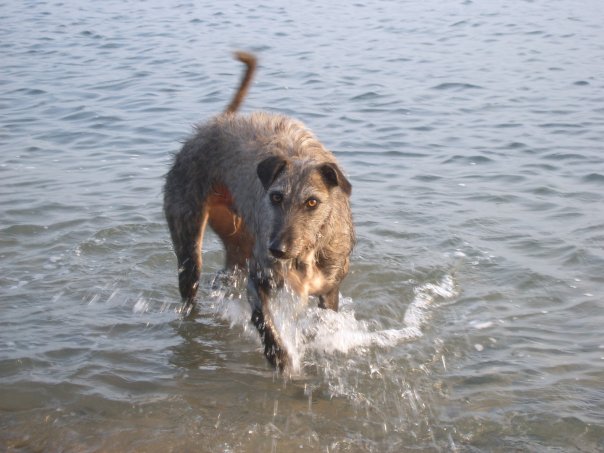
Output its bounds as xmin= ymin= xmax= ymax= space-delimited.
xmin=269 ymin=241 xmax=287 ymax=259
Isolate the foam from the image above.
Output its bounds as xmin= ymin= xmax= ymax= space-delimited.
xmin=207 ymin=274 xmax=458 ymax=372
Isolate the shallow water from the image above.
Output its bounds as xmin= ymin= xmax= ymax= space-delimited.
xmin=2 ymin=0 xmax=604 ymax=451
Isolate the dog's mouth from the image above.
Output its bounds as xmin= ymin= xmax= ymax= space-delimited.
xmin=269 ymin=248 xmax=305 ymax=266
xmin=267 ymin=251 xmax=302 ymax=274
xmin=269 ymin=254 xmax=295 ymax=268
xmin=269 ymin=246 xmax=288 ymax=260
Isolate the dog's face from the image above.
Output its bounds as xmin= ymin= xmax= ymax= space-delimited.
xmin=257 ymin=156 xmax=351 ymax=261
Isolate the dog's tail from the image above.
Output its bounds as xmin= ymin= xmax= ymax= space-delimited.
xmin=225 ymin=51 xmax=257 ymax=114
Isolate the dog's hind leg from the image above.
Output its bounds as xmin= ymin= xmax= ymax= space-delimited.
xmin=165 ymin=205 xmax=209 ymax=303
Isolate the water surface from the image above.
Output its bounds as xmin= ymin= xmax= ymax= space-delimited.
xmin=1 ymin=0 xmax=604 ymax=451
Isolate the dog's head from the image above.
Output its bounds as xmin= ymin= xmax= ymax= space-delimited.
xmin=257 ymin=156 xmax=351 ymax=261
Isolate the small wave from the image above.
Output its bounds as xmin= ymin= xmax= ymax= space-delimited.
xmin=442 ymin=154 xmax=494 ymax=165
xmin=350 ymin=91 xmax=383 ymax=101
xmin=431 ymin=82 xmax=483 ymax=91
xmin=582 ymin=173 xmax=604 ymax=184
xmin=503 ymin=141 xmax=529 ymax=150
xmin=539 ymin=122 xmax=583 ymax=129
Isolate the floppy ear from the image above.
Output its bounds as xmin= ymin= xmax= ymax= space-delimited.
xmin=319 ymin=163 xmax=352 ymax=196
xmin=257 ymin=156 xmax=287 ymax=190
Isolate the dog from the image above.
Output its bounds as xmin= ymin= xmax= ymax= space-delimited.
xmin=164 ymin=52 xmax=354 ymax=371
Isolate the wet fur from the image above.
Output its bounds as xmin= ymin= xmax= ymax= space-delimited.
xmin=164 ymin=53 xmax=354 ymax=371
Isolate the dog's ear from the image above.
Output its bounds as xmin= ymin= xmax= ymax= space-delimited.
xmin=257 ymin=156 xmax=287 ymax=190
xmin=319 ymin=163 xmax=352 ymax=196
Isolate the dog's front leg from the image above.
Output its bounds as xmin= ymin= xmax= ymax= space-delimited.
xmin=247 ymin=276 xmax=290 ymax=371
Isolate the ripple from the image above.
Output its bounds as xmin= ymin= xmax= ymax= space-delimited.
xmin=442 ymin=155 xmax=495 ymax=164
xmin=350 ymin=91 xmax=384 ymax=101
xmin=431 ymin=82 xmax=483 ymax=91
xmin=581 ymin=173 xmax=604 ymax=184
xmin=539 ymin=122 xmax=583 ymax=129
xmin=494 ymin=122 xmax=522 ymax=128
xmin=412 ymin=174 xmax=442 ymax=182
xmin=542 ymin=152 xmax=588 ymax=161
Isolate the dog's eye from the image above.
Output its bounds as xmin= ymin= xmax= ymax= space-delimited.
xmin=305 ymin=198 xmax=319 ymax=209
xmin=270 ymin=192 xmax=283 ymax=204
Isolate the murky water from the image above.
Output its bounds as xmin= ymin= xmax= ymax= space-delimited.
xmin=2 ymin=0 xmax=604 ymax=451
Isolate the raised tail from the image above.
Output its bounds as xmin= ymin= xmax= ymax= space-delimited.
xmin=225 ymin=51 xmax=257 ymax=114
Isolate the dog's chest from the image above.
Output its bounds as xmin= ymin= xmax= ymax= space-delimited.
xmin=284 ymin=253 xmax=327 ymax=297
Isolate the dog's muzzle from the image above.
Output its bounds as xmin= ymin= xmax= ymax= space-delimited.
xmin=269 ymin=239 xmax=287 ymax=259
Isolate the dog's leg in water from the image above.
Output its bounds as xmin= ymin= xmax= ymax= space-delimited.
xmin=165 ymin=205 xmax=210 ymax=304
xmin=247 ymin=276 xmax=290 ymax=372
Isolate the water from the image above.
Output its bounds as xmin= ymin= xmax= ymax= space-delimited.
xmin=2 ymin=0 xmax=604 ymax=451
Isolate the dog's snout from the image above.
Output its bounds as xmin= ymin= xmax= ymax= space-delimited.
xmin=269 ymin=240 xmax=287 ymax=259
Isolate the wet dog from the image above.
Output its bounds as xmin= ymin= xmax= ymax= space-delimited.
xmin=164 ymin=52 xmax=354 ymax=371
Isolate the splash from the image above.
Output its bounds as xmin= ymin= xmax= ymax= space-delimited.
xmin=207 ymin=274 xmax=458 ymax=373
xmin=300 ymin=274 xmax=457 ymax=358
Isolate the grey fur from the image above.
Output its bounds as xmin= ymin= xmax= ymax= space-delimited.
xmin=164 ymin=53 xmax=354 ymax=371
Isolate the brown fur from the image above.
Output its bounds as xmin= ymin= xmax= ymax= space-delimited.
xmin=164 ymin=52 xmax=354 ymax=371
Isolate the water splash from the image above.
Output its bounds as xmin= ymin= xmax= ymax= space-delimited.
xmin=206 ymin=274 xmax=458 ymax=374
xmin=302 ymin=274 xmax=457 ymax=357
